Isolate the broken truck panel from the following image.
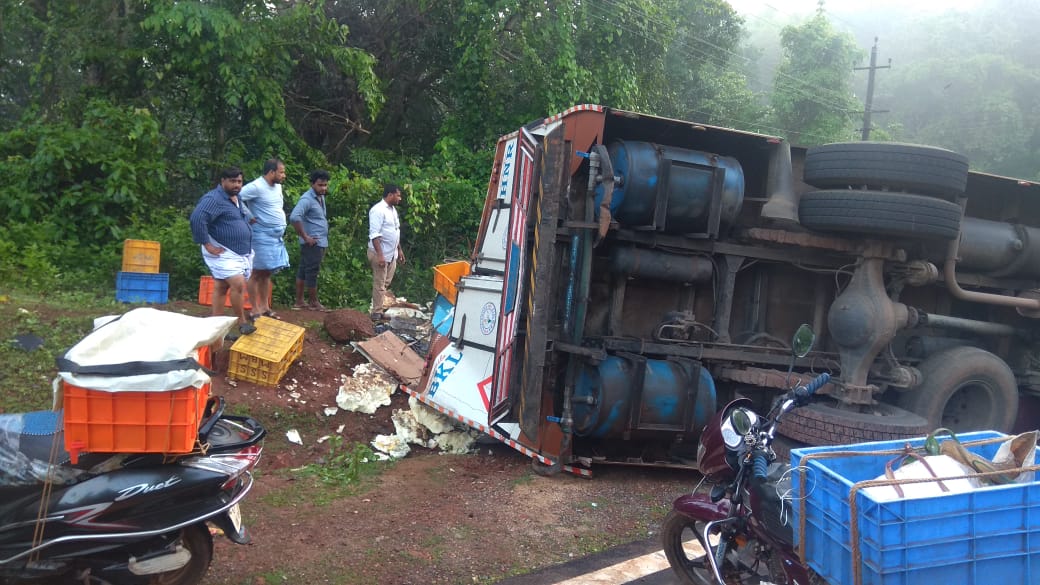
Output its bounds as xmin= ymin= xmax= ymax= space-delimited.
xmin=413 ymin=104 xmax=1040 ymax=473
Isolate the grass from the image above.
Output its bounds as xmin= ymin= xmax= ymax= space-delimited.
xmin=0 ymin=289 xmax=116 ymax=413
xmin=240 ymin=570 xmax=288 ymax=584
xmin=260 ymin=437 xmax=390 ymax=507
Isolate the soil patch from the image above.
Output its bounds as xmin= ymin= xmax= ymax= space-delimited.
xmin=154 ymin=301 xmax=694 ymax=585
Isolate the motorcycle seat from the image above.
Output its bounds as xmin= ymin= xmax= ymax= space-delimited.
xmin=0 ymin=410 xmax=121 ymax=488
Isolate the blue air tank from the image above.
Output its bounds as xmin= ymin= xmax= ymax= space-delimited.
xmin=571 ymin=355 xmax=716 ymax=440
xmin=595 ymin=140 xmax=745 ymax=234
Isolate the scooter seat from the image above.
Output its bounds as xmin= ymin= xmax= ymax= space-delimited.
xmin=0 ymin=411 xmax=120 ymax=487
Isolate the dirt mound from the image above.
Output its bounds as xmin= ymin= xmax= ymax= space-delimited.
xmin=323 ymin=308 xmax=375 ymax=342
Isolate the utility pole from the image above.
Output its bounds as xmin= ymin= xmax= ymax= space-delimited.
xmin=854 ymin=37 xmax=891 ymax=140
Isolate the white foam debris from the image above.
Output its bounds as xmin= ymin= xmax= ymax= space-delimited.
xmin=285 ymin=429 xmax=303 ymax=445
xmin=370 ymin=400 xmax=475 ymax=456
xmin=390 ymin=408 xmax=433 ymax=448
xmin=336 ymin=363 xmax=395 ymax=413
xmin=408 ymin=397 xmax=455 ymax=434
xmin=316 ymin=435 xmax=331 ymax=444
xmin=371 ymin=434 xmax=411 ymax=459
xmin=432 ymin=430 xmax=477 ymax=454
xmin=323 ymin=406 xmax=339 ymax=416
xmin=385 ymin=306 xmax=428 ymax=320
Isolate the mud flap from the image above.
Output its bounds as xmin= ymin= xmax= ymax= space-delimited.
xmin=210 ymin=505 xmax=251 ymax=544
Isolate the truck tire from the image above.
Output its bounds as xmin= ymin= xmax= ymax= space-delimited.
xmin=803 ymin=142 xmax=969 ymax=197
xmin=799 ymin=190 xmax=962 ymax=240
xmin=777 ymin=400 xmax=931 ymax=446
xmin=897 ymin=346 xmax=1019 ymax=433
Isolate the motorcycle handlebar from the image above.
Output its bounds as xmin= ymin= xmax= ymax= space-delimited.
xmin=793 ymin=372 xmax=830 ymax=405
xmin=751 ymin=451 xmax=769 ymax=480
xmin=804 ymin=372 xmax=831 ymax=394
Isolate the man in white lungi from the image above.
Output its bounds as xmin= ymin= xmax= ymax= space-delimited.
xmin=189 ymin=167 xmax=256 ymax=337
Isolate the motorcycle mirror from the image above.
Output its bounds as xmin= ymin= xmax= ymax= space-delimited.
xmin=791 ymin=324 xmax=815 ymax=358
xmin=731 ymin=408 xmax=755 ymax=436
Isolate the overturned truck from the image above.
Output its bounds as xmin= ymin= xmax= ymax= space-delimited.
xmin=408 ymin=104 xmax=1040 ymax=475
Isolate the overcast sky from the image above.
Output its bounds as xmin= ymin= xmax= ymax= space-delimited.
xmin=727 ymin=0 xmax=984 ymax=17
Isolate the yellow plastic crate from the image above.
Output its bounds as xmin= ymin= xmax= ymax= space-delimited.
xmin=228 ymin=317 xmax=305 ymax=386
xmin=122 ymin=239 xmax=162 ymax=273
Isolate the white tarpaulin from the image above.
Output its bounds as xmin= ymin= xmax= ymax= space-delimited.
xmin=57 ymin=307 xmax=237 ymax=393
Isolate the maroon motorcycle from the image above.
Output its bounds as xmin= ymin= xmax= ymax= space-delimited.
xmin=662 ymin=324 xmax=831 ymax=585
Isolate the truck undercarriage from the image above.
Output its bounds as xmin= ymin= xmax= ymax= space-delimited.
xmin=413 ymin=105 xmax=1040 ymax=474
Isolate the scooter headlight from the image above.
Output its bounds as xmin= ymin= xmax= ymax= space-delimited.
xmin=720 ymin=407 xmax=758 ymax=449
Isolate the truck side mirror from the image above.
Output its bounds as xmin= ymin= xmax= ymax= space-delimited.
xmin=792 ymin=324 xmax=815 ymax=358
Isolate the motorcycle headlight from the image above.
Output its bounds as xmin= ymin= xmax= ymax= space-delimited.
xmin=720 ymin=407 xmax=758 ymax=449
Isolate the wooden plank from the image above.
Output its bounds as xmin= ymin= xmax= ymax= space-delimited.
xmin=354 ymin=331 xmax=425 ymax=386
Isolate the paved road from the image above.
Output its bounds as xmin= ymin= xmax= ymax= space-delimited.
xmin=496 ymin=537 xmax=682 ymax=585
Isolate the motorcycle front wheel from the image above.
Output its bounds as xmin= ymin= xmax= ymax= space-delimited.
xmin=661 ymin=510 xmax=774 ymax=585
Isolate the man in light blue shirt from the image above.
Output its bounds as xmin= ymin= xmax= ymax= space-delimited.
xmin=290 ymin=170 xmax=330 ymax=311
xmin=367 ymin=184 xmax=405 ymax=320
xmin=240 ymin=158 xmax=289 ymax=319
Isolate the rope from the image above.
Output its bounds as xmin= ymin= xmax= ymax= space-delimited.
xmin=795 ymin=435 xmax=1027 ymax=585
xmin=847 ymin=463 xmax=1040 ymax=585
xmin=29 ymin=412 xmax=66 ymax=564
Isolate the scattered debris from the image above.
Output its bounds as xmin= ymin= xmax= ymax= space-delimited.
xmin=385 ymin=306 xmax=427 ymax=321
xmin=11 ymin=333 xmax=44 ymax=352
xmin=353 ymin=331 xmax=424 ymax=385
xmin=350 ymin=301 xmax=481 ymax=460
xmin=335 ymin=363 xmax=395 ymax=413
xmin=316 ymin=435 xmax=331 ymax=444
xmin=433 ymin=431 xmax=477 ymax=454
xmin=369 ymin=396 xmax=477 ymax=458
xmin=371 ymin=434 xmax=410 ymax=459
xmin=286 ymin=429 xmax=303 ymax=445
xmin=408 ymin=397 xmax=454 ymax=434
xmin=323 ymin=406 xmax=339 ymax=416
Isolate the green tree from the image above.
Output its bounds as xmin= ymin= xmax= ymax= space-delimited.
xmin=876 ymin=1 xmax=1040 ymax=177
xmin=769 ymin=11 xmax=863 ymax=145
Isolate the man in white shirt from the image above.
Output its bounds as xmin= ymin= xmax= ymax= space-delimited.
xmin=367 ymin=184 xmax=405 ymax=320
xmin=240 ymin=158 xmax=289 ymax=319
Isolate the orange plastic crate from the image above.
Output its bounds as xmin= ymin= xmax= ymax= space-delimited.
xmin=197 ymin=275 xmax=269 ymax=311
xmin=122 ymin=239 xmax=162 ymax=273
xmin=63 ymin=346 xmax=212 ymax=461
xmin=432 ymin=261 xmax=471 ymax=304
xmin=228 ymin=317 xmax=304 ymax=386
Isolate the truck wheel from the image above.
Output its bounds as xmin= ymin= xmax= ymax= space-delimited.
xmin=799 ymin=190 xmax=962 ymax=240
xmin=897 ymin=346 xmax=1019 ymax=433
xmin=803 ymin=142 xmax=969 ymax=197
xmin=777 ymin=400 xmax=931 ymax=446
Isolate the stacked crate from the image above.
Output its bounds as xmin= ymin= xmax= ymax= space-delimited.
xmin=228 ymin=316 xmax=305 ymax=386
xmin=197 ymin=275 xmax=267 ymax=311
xmin=116 ymin=239 xmax=168 ymax=303
xmin=63 ymin=345 xmax=212 ymax=464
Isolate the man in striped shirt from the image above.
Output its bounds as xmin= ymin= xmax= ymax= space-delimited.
xmin=189 ymin=167 xmax=257 ymax=337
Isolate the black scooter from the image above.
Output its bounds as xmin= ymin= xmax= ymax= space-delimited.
xmin=0 ymin=397 xmax=265 ymax=585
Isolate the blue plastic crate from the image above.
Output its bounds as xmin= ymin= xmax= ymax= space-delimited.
xmin=115 ymin=272 xmax=169 ymax=303
xmin=790 ymin=431 xmax=1040 ymax=585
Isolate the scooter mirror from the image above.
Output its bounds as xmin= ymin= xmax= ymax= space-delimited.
xmin=791 ymin=324 xmax=815 ymax=358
